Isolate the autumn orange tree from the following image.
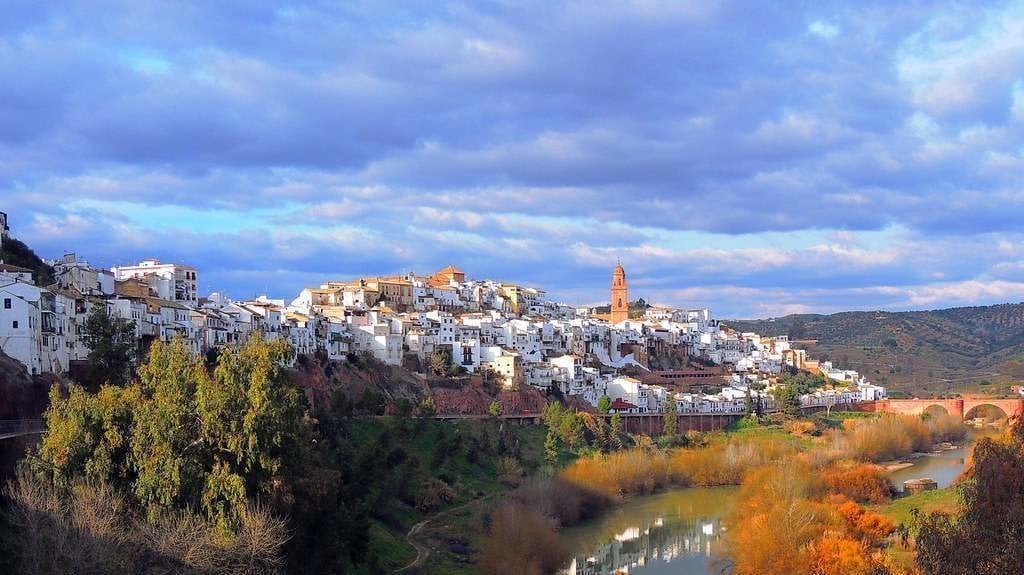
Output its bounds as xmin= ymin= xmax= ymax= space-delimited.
xmin=730 ymin=463 xmax=896 ymax=575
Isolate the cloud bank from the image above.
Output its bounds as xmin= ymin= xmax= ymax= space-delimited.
xmin=3 ymin=0 xmax=1024 ymax=317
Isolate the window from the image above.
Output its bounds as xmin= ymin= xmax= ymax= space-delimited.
xmin=12 ymin=321 xmax=18 ymax=329
xmin=3 ymin=298 xmax=10 ymax=309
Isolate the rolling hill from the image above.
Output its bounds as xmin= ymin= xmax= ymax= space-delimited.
xmin=725 ymin=303 xmax=1024 ymax=397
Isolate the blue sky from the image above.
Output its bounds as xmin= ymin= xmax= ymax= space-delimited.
xmin=4 ymin=1 xmax=1024 ymax=318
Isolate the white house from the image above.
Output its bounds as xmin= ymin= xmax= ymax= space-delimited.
xmin=111 ymin=259 xmax=199 ymax=304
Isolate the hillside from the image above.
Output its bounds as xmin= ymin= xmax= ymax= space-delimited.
xmin=725 ymin=303 xmax=1024 ymax=396
xmin=0 ymin=234 xmax=54 ymax=286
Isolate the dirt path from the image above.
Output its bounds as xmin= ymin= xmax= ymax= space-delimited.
xmin=394 ymin=495 xmax=493 ymax=573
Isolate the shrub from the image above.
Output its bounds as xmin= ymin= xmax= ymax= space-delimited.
xmin=783 ymin=419 xmax=818 ymax=437
xmin=478 ymin=503 xmax=568 ymax=575
xmin=831 ymin=414 xmax=933 ymax=462
xmin=670 ymin=436 xmax=797 ymax=487
xmin=5 ymin=472 xmax=288 ymax=575
xmin=806 ymin=533 xmax=874 ymax=575
xmin=925 ymin=413 xmax=967 ymax=443
xmin=821 ymin=461 xmax=892 ymax=503
xmin=497 ymin=456 xmax=524 ymax=487
xmin=414 ymin=479 xmax=455 ymax=512
xmin=509 ymin=476 xmax=609 ymax=527
xmin=826 ymin=494 xmax=895 ymax=546
xmin=560 ymin=450 xmax=669 ymax=499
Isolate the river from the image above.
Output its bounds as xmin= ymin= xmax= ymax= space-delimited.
xmin=558 ymin=446 xmax=970 ymax=575
xmin=888 ymin=445 xmax=968 ymax=490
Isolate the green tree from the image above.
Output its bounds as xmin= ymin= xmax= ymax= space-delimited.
xmin=544 ymin=430 xmax=560 ymax=464
xmin=417 ymin=396 xmax=437 ymax=417
xmin=488 ymin=401 xmax=503 ymax=418
xmin=772 ymin=385 xmax=802 ymax=417
xmin=597 ymin=395 xmax=612 ymax=414
xmin=663 ymin=405 xmax=678 ymax=437
xmin=82 ymin=304 xmax=137 ymax=388
xmin=593 ymin=418 xmax=609 ymax=452
xmin=34 ymin=335 xmax=301 ymax=531
xmin=131 ymin=336 xmax=210 ymax=519
xmin=430 ymin=346 xmax=453 ymax=376
xmin=610 ymin=413 xmax=624 ymax=449
xmin=543 ymin=402 xmax=565 ymax=432
xmin=914 ymin=419 xmax=1024 ymax=575
xmin=559 ymin=411 xmax=584 ymax=450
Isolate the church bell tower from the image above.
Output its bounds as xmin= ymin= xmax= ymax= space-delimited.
xmin=610 ymin=262 xmax=628 ymax=324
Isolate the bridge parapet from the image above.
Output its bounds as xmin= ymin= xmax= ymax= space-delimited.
xmin=0 ymin=419 xmax=45 ymax=440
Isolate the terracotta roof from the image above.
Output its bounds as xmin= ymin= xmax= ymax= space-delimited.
xmin=437 ymin=265 xmax=464 ymax=274
xmin=611 ymin=398 xmax=637 ymax=410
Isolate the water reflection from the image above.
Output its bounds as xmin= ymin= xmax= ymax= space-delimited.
xmin=558 ymin=445 xmax=971 ymax=575
xmin=559 ymin=487 xmax=736 ymax=575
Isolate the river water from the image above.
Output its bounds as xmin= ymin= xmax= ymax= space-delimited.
xmin=888 ymin=445 xmax=968 ymax=490
xmin=558 ymin=447 xmax=970 ymax=575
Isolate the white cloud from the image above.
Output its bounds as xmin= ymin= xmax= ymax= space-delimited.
xmin=808 ymin=20 xmax=840 ymax=40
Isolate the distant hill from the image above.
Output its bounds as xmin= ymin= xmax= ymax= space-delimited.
xmin=725 ymin=304 xmax=1024 ymax=397
xmin=0 ymin=234 xmax=54 ymax=286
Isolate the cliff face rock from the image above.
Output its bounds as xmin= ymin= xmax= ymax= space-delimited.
xmin=0 ymin=350 xmax=56 ymax=419
xmin=288 ymin=353 xmax=426 ymax=414
xmin=429 ymin=382 xmax=552 ymax=416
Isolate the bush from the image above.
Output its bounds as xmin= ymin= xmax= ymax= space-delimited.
xmin=5 ymin=472 xmax=288 ymax=575
xmin=830 ymin=414 xmax=932 ymax=462
xmin=478 ymin=503 xmax=568 ymax=575
xmin=670 ymin=436 xmax=797 ymax=487
xmin=414 ymin=479 xmax=456 ymax=512
xmin=926 ymin=412 xmax=967 ymax=443
xmin=729 ymin=464 xmax=893 ymax=575
xmin=783 ymin=419 xmax=818 ymax=437
xmin=560 ymin=450 xmax=670 ymax=499
xmin=496 ymin=456 xmax=524 ymax=487
xmin=509 ymin=476 xmax=609 ymax=527
xmin=821 ymin=461 xmax=892 ymax=504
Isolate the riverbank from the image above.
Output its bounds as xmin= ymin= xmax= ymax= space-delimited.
xmin=877 ymin=441 xmax=965 ymax=472
xmin=472 ymin=412 xmax=970 ymax=575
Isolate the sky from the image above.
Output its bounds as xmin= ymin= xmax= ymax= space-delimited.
xmin=4 ymin=1 xmax=1024 ymax=318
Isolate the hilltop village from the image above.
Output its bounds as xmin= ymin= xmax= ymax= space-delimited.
xmin=0 ymin=213 xmax=885 ymax=415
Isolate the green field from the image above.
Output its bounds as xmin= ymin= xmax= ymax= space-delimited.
xmin=874 ymin=487 xmax=962 ymax=528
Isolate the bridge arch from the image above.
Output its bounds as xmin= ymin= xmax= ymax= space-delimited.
xmin=964 ymin=403 xmax=1012 ymax=423
xmin=922 ymin=404 xmax=950 ymax=418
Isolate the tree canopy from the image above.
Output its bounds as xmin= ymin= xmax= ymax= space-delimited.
xmin=81 ymin=304 xmax=137 ymax=389
xmin=35 ymin=335 xmax=301 ymax=530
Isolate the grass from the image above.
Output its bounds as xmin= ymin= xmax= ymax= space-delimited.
xmin=873 ymin=487 xmax=962 ymax=528
xmin=720 ymin=421 xmax=817 ymax=449
xmin=344 ymin=417 xmax=554 ymax=571
xmin=816 ymin=411 xmax=879 ymax=425
xmin=367 ymin=520 xmax=417 ymax=571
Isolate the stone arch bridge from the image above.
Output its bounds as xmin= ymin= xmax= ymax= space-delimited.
xmin=860 ymin=398 xmax=1024 ymax=421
